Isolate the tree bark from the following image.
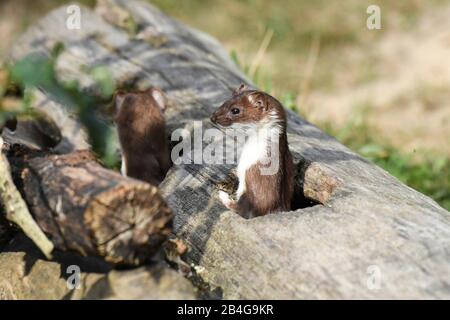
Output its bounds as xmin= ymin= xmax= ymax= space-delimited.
xmin=6 ymin=0 xmax=450 ymax=298
xmin=7 ymin=146 xmax=172 ymax=265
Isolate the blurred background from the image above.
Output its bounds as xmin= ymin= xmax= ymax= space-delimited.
xmin=0 ymin=0 xmax=449 ymax=209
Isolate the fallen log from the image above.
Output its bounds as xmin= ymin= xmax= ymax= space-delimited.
xmin=7 ymin=0 xmax=450 ymax=299
xmin=7 ymin=146 xmax=172 ymax=265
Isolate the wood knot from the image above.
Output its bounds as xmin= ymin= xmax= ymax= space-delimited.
xmin=302 ymin=162 xmax=342 ymax=204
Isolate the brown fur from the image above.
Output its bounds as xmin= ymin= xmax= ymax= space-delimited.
xmin=210 ymin=84 xmax=270 ymax=126
xmin=114 ymin=88 xmax=171 ymax=185
xmin=211 ymin=84 xmax=294 ymax=217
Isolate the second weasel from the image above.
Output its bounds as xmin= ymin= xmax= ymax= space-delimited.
xmin=114 ymin=88 xmax=171 ymax=185
xmin=210 ymin=84 xmax=294 ymax=218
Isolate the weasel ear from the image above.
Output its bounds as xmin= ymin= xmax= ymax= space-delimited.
xmin=148 ymin=88 xmax=167 ymax=112
xmin=113 ymin=90 xmax=127 ymax=117
xmin=233 ymin=83 xmax=248 ymax=96
xmin=247 ymin=92 xmax=268 ymax=111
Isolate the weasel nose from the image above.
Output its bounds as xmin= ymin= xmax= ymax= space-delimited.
xmin=210 ymin=114 xmax=217 ymax=123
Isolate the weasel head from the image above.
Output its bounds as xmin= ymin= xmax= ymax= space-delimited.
xmin=210 ymin=84 xmax=285 ymax=128
xmin=113 ymin=87 xmax=167 ymax=124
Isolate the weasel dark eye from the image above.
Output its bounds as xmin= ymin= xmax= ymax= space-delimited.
xmin=231 ymin=108 xmax=240 ymax=115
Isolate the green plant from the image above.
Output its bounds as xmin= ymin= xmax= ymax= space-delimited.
xmin=320 ymin=109 xmax=450 ymax=211
xmin=1 ymin=46 xmax=118 ymax=168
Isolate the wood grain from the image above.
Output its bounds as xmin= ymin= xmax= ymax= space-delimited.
xmin=7 ymin=147 xmax=172 ymax=265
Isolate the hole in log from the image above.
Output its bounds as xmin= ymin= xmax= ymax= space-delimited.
xmin=1 ymin=117 xmax=61 ymax=150
xmin=292 ymin=158 xmax=322 ymax=210
xmin=3 ymin=118 xmax=18 ymax=132
xmin=216 ymin=157 xmax=343 ymax=218
xmin=292 ymin=157 xmax=343 ymax=208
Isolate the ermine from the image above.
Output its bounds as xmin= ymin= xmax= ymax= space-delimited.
xmin=210 ymin=84 xmax=294 ymax=218
xmin=114 ymin=88 xmax=171 ymax=185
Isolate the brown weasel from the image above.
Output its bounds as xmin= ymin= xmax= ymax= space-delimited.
xmin=114 ymin=88 xmax=171 ymax=185
xmin=210 ymin=84 xmax=294 ymax=218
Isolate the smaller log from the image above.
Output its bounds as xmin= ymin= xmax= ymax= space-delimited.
xmin=7 ymin=146 xmax=173 ymax=265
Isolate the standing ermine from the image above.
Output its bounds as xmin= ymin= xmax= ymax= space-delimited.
xmin=114 ymin=88 xmax=171 ymax=185
xmin=210 ymin=84 xmax=294 ymax=218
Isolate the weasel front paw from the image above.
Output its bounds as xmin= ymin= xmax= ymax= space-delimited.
xmin=218 ymin=190 xmax=236 ymax=210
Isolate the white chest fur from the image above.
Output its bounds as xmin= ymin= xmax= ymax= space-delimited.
xmin=235 ymin=122 xmax=281 ymax=198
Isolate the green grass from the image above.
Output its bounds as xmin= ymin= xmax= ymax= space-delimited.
xmin=319 ymin=108 xmax=450 ymax=211
xmin=2 ymin=49 xmax=119 ymax=168
xmin=151 ymin=0 xmax=446 ymax=93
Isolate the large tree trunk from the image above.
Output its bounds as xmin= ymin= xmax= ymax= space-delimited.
xmin=6 ymin=146 xmax=172 ymax=266
xmin=6 ymin=0 xmax=450 ymax=299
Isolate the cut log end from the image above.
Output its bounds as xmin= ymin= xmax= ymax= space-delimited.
xmin=8 ymin=148 xmax=173 ymax=266
xmin=303 ymin=162 xmax=342 ymax=204
xmin=86 ymin=183 xmax=173 ymax=265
